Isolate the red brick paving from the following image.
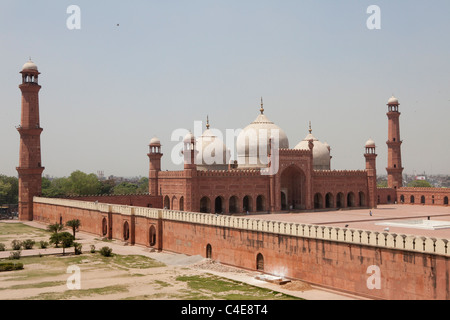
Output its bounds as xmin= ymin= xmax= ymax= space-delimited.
xmin=250 ymin=204 xmax=450 ymax=239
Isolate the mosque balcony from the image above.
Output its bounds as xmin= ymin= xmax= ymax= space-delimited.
xmin=16 ymin=126 xmax=43 ymax=135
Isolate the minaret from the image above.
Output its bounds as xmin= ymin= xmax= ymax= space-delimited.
xmin=386 ymin=95 xmax=404 ymax=189
xmin=182 ymin=131 xmax=198 ymax=212
xmin=16 ymin=59 xmax=45 ymax=221
xmin=148 ymin=137 xmax=163 ymax=196
xmin=183 ymin=131 xmax=197 ymax=170
xmin=365 ymin=139 xmax=378 ymax=208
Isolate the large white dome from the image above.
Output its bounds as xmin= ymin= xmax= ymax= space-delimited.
xmin=237 ymin=108 xmax=289 ymax=169
xmin=294 ymin=128 xmax=331 ymax=170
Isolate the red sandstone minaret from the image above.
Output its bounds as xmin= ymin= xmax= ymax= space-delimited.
xmin=386 ymin=96 xmax=404 ymax=189
xmin=183 ymin=132 xmax=197 ymax=170
xmin=16 ymin=59 xmax=45 ymax=221
xmin=148 ymin=137 xmax=163 ymax=196
xmin=364 ymin=139 xmax=378 ymax=208
xmin=182 ymin=132 xmax=198 ymax=212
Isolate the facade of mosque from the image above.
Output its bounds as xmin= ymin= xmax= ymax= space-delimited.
xmin=149 ymin=100 xmax=378 ymax=214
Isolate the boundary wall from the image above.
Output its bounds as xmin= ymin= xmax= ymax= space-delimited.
xmin=33 ymin=197 xmax=450 ymax=300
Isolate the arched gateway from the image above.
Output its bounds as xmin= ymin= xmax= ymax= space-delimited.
xmin=280 ymin=165 xmax=306 ymax=210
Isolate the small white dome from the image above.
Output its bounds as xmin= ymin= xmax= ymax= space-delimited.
xmin=149 ymin=137 xmax=161 ymax=146
xmin=294 ymin=129 xmax=331 ymax=170
xmin=365 ymin=138 xmax=376 ymax=147
xmin=22 ymin=60 xmax=38 ymax=72
xmin=388 ymin=95 xmax=399 ymax=105
xmin=184 ymin=131 xmax=195 ymax=142
xmin=196 ymin=128 xmax=230 ymax=169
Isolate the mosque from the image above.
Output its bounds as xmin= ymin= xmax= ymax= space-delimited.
xmin=148 ymin=98 xmax=380 ymax=214
xmin=17 ymin=60 xmax=450 ymax=300
xmin=16 ymin=59 xmax=449 ymax=221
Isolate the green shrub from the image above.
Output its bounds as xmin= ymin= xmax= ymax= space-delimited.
xmin=0 ymin=262 xmax=24 ymax=272
xmin=11 ymin=240 xmax=22 ymax=250
xmin=9 ymin=251 xmax=21 ymax=260
xmin=74 ymin=242 xmax=83 ymax=255
xmin=0 ymin=243 xmax=5 ymax=251
xmin=39 ymin=241 xmax=49 ymax=249
xmin=22 ymin=239 xmax=35 ymax=250
xmin=99 ymin=246 xmax=113 ymax=257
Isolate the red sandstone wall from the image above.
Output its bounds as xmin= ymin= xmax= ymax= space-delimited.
xmin=162 ymin=219 xmax=449 ymax=300
xmin=397 ymin=188 xmax=450 ymax=206
xmin=313 ymin=172 xmax=369 ymax=208
xmin=33 ymin=200 xmax=450 ymax=300
xmin=65 ymin=194 xmax=163 ymax=208
xmin=34 ymin=202 xmax=105 ymax=236
xmin=377 ymin=188 xmax=397 ymax=204
xmin=159 ymin=171 xmax=270 ymax=213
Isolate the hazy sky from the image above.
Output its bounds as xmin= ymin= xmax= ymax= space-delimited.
xmin=1 ymin=1 xmax=449 ymax=178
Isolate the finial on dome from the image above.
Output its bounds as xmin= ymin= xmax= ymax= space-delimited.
xmin=206 ymin=115 xmax=210 ymax=130
xmin=309 ymin=121 xmax=312 ymax=134
xmin=260 ymin=97 xmax=264 ymax=114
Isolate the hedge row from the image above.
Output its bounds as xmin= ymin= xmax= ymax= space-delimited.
xmin=0 ymin=262 xmax=24 ymax=272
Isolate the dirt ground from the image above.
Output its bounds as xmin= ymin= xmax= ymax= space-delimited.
xmin=0 ymin=221 xmax=360 ymax=300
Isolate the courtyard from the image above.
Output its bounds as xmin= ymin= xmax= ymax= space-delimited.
xmin=251 ymin=204 xmax=450 ymax=239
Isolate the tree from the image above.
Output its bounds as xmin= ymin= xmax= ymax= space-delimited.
xmin=47 ymin=223 xmax=63 ymax=234
xmin=49 ymin=232 xmax=62 ymax=248
xmin=137 ymin=177 xmax=149 ymax=194
xmin=42 ymin=171 xmax=103 ymax=197
xmin=42 ymin=177 xmax=67 ymax=198
xmin=50 ymin=232 xmax=74 ymax=254
xmin=67 ymin=171 xmax=102 ymax=196
xmin=377 ymin=180 xmax=388 ymax=188
xmin=99 ymin=178 xmax=116 ymax=195
xmin=59 ymin=232 xmax=75 ymax=255
xmin=0 ymin=180 xmax=10 ymax=205
xmin=0 ymin=175 xmax=18 ymax=205
xmin=407 ymin=180 xmax=432 ymax=188
xmin=113 ymin=182 xmax=138 ymax=195
xmin=66 ymin=219 xmax=81 ymax=238
xmin=73 ymin=242 xmax=82 ymax=255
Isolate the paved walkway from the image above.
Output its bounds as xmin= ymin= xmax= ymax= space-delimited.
xmin=1 ymin=220 xmax=367 ymax=300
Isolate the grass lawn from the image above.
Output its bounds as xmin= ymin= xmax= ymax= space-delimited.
xmin=0 ymin=222 xmax=51 ymax=251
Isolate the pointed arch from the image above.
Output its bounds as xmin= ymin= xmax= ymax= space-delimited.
xmin=229 ymin=196 xmax=238 ymax=214
xmin=359 ymin=192 xmax=366 ymax=207
xmin=164 ymin=196 xmax=170 ymax=209
xmin=280 ymin=165 xmax=306 ymax=210
xmin=123 ymin=221 xmax=130 ymax=241
xmin=325 ymin=193 xmax=334 ymax=208
xmin=256 ymin=195 xmax=266 ymax=212
xmin=179 ymin=196 xmax=184 ymax=211
xmin=200 ymin=197 xmax=211 ymax=213
xmin=243 ymin=195 xmax=252 ymax=213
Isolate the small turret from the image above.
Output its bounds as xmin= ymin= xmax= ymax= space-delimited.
xmin=148 ymin=137 xmax=163 ymax=195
